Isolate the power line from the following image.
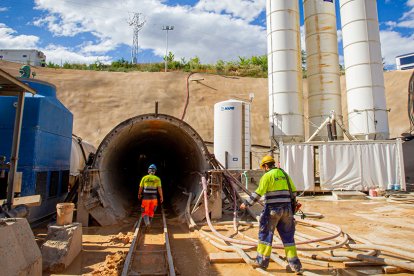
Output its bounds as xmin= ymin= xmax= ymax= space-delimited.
xmin=128 ymin=13 xmax=146 ymax=64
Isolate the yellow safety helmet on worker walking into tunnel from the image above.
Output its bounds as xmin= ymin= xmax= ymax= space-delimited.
xmin=260 ymin=155 xmax=275 ymax=169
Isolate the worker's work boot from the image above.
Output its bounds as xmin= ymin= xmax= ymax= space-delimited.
xmin=295 ymin=268 xmax=304 ymax=275
xmin=287 ymin=257 xmax=303 ymax=275
xmin=289 ymin=264 xmax=303 ymax=275
xmin=251 ymin=260 xmax=267 ymax=270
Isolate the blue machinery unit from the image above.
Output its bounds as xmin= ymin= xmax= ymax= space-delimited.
xmin=0 ymin=78 xmax=73 ymax=222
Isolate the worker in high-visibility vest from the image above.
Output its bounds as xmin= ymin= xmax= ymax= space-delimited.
xmin=240 ymin=156 xmax=303 ymax=274
xmin=138 ymin=164 xmax=163 ymax=227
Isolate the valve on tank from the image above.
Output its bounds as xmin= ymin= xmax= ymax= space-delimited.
xmin=86 ymin=152 xmax=95 ymax=167
xmin=19 ymin=65 xmax=31 ymax=78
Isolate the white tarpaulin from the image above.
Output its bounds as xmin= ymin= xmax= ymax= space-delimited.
xmin=319 ymin=141 xmax=405 ymax=191
xmin=361 ymin=143 xmax=399 ymax=189
xmin=280 ymin=144 xmax=314 ymax=191
xmin=319 ymin=144 xmax=363 ymax=190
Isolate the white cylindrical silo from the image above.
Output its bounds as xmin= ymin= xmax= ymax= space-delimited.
xmin=340 ymin=0 xmax=389 ymax=140
xmin=214 ymin=100 xmax=251 ymax=170
xmin=304 ymin=0 xmax=343 ymax=140
xmin=266 ymin=0 xmax=304 ymax=142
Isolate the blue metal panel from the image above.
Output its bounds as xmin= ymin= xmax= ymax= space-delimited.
xmin=19 ymin=167 xmax=36 ymax=196
xmin=37 ymin=98 xmax=73 ymax=140
xmin=0 ymin=99 xmax=73 ymax=167
xmin=19 ymin=78 xmax=57 ymax=97
xmin=0 ymin=79 xmax=73 ymax=222
xmin=33 ymin=129 xmax=72 ymax=168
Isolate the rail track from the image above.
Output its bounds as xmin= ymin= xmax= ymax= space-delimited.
xmin=122 ymin=207 xmax=176 ymax=276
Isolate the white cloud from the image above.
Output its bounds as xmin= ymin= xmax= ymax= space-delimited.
xmin=395 ymin=19 xmax=414 ymax=28
xmin=0 ymin=23 xmax=39 ymax=48
xmin=33 ymin=15 xmax=88 ymax=37
xmin=337 ymin=30 xmax=342 ymax=43
xmin=385 ymin=21 xmax=397 ymax=29
xmin=339 ymin=54 xmax=344 ymax=65
xmin=43 ymin=44 xmax=112 ymax=64
xmin=32 ymin=0 xmax=266 ymax=63
xmin=380 ymin=30 xmax=414 ymax=67
xmin=393 ymin=1 xmax=414 ymax=26
xmin=80 ymin=39 xmax=118 ymax=54
xmin=0 ymin=23 xmax=113 ymax=65
xmin=300 ymin=25 xmax=306 ymax=52
xmin=0 ymin=7 xmax=8 ymax=12
xmin=194 ymin=0 xmax=265 ymax=22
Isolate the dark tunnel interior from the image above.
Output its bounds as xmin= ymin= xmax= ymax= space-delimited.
xmin=95 ymin=116 xmax=210 ymax=215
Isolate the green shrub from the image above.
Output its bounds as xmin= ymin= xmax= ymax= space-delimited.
xmin=48 ymin=53 xmax=276 ymax=77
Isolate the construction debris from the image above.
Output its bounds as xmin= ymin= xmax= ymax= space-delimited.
xmin=91 ymin=251 xmax=126 ymax=275
xmin=107 ymin=232 xmax=133 ymax=245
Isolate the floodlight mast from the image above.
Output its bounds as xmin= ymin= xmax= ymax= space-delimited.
xmin=162 ymin=25 xmax=174 ymax=72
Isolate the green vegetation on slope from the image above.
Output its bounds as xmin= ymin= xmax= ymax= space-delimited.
xmin=46 ymin=52 xmax=269 ymax=78
xmin=46 ymin=51 xmax=348 ymax=78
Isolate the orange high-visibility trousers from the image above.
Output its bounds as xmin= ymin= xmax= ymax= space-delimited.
xmin=141 ymin=198 xmax=158 ymax=218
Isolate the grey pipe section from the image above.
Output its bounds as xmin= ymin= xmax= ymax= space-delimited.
xmin=333 ymin=251 xmax=414 ymax=272
xmin=6 ymin=93 xmax=25 ymax=210
xmin=349 ymin=234 xmax=414 ymax=255
xmin=347 ymin=244 xmax=414 ymax=261
xmin=0 ymin=205 xmax=29 ymax=219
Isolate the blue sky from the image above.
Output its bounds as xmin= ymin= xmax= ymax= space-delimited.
xmin=0 ymin=0 xmax=413 ymax=68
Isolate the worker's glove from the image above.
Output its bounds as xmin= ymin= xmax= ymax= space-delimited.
xmin=295 ymin=201 xmax=302 ymax=213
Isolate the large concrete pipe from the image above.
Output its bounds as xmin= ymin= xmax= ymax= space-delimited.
xmin=80 ymin=114 xmax=211 ymax=225
xmin=304 ymin=0 xmax=343 ymax=140
xmin=266 ymin=0 xmax=304 ymax=143
xmin=340 ymin=0 xmax=389 ymax=140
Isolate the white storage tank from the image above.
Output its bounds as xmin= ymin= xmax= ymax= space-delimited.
xmin=70 ymin=135 xmax=96 ymax=188
xmin=304 ymin=0 xmax=343 ymax=140
xmin=214 ymin=100 xmax=251 ymax=170
xmin=339 ymin=0 xmax=389 ymax=140
xmin=266 ymin=0 xmax=304 ymax=142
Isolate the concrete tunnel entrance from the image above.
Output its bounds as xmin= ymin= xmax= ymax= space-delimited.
xmin=80 ymin=114 xmax=211 ymax=226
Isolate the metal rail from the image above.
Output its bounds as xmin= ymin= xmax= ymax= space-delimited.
xmin=122 ymin=207 xmax=176 ymax=276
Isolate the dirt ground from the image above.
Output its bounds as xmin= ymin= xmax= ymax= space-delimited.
xmin=34 ymin=196 xmax=413 ymax=276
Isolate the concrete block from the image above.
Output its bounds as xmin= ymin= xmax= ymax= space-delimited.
xmin=0 ymin=218 xmax=42 ymax=276
xmin=41 ymin=222 xmax=82 ymax=273
xmin=332 ymin=191 xmax=367 ymax=200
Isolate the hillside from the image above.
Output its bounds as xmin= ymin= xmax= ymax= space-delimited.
xmin=1 ymin=60 xmax=412 ymax=148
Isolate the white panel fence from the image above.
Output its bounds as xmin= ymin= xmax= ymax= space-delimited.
xmin=279 ymin=140 xmax=406 ymax=191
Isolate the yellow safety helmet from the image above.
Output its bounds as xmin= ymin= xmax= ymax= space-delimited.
xmin=260 ymin=155 xmax=275 ymax=169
